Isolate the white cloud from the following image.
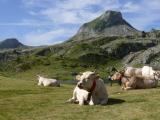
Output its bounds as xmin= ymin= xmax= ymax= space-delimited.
xmin=146 ymin=0 xmax=160 ymax=10
xmin=41 ymin=8 xmax=103 ymax=24
xmin=0 ymin=19 xmax=53 ymax=26
xmin=22 ymin=28 xmax=77 ymax=46
xmin=24 ymin=0 xmax=121 ymax=25
xmin=122 ymin=1 xmax=140 ymax=13
xmin=121 ymin=0 xmax=160 ymax=30
xmin=58 ymin=0 xmax=102 ymax=10
xmin=22 ymin=0 xmax=52 ymax=7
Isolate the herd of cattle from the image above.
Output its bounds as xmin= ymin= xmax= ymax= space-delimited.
xmin=36 ymin=66 xmax=160 ymax=105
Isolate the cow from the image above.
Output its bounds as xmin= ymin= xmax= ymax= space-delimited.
xmin=111 ymin=71 xmax=158 ymax=90
xmin=37 ymin=75 xmax=60 ymax=87
xmin=67 ymin=71 xmax=108 ymax=105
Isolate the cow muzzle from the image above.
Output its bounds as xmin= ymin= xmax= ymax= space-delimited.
xmin=77 ymin=83 xmax=83 ymax=89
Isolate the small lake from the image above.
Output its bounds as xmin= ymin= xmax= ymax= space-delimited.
xmin=59 ymin=79 xmax=111 ymax=85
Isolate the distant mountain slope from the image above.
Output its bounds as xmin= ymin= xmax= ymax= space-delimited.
xmin=70 ymin=10 xmax=140 ymax=41
xmin=0 ymin=38 xmax=26 ymax=49
xmin=0 ymin=10 xmax=160 ymax=80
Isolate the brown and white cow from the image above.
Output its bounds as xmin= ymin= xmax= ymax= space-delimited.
xmin=111 ymin=71 xmax=158 ymax=90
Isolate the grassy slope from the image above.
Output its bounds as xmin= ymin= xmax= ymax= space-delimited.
xmin=1 ymin=36 xmax=147 ymax=80
xmin=0 ymin=49 xmax=122 ymax=80
xmin=6 ymin=59 xmax=121 ymax=82
xmin=0 ymin=76 xmax=160 ymax=120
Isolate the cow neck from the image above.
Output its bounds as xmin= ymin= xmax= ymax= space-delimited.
xmin=89 ymin=79 xmax=97 ymax=93
xmin=119 ymin=74 xmax=124 ymax=80
xmin=87 ymin=79 xmax=97 ymax=103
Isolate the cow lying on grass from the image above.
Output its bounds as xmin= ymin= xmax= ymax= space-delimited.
xmin=67 ymin=71 xmax=108 ymax=105
xmin=111 ymin=71 xmax=158 ymax=90
xmin=37 ymin=75 xmax=60 ymax=87
xmin=124 ymin=66 xmax=160 ymax=80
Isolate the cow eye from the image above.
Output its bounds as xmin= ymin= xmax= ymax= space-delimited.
xmin=82 ymin=79 xmax=86 ymax=83
xmin=85 ymin=78 xmax=90 ymax=81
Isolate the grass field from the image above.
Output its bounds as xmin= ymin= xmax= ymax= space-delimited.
xmin=0 ymin=75 xmax=160 ymax=120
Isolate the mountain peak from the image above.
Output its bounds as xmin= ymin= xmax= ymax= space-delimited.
xmin=70 ymin=10 xmax=140 ymax=41
xmin=100 ymin=10 xmax=122 ymax=20
xmin=3 ymin=38 xmax=20 ymax=43
xmin=0 ymin=38 xmax=25 ymax=49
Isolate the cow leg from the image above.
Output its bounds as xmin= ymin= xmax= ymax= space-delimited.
xmin=38 ymin=81 xmax=42 ymax=86
xmin=38 ymin=82 xmax=41 ymax=86
xmin=121 ymin=83 xmax=125 ymax=90
xmin=121 ymin=86 xmax=124 ymax=90
xmin=89 ymin=99 xmax=94 ymax=105
xmin=79 ymin=99 xmax=85 ymax=105
xmin=124 ymin=82 xmax=133 ymax=90
xmin=110 ymin=80 xmax=112 ymax=86
xmin=124 ymin=87 xmax=132 ymax=90
xmin=66 ymin=87 xmax=77 ymax=103
xmin=88 ymin=96 xmax=95 ymax=105
xmin=100 ymin=99 xmax=108 ymax=105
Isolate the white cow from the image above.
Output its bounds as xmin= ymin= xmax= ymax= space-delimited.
xmin=37 ymin=75 xmax=60 ymax=87
xmin=68 ymin=71 xmax=108 ymax=105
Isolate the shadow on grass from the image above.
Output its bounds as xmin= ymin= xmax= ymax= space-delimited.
xmin=107 ymin=98 xmax=125 ymax=105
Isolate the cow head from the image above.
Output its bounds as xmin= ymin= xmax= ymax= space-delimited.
xmin=111 ymin=71 xmax=124 ymax=81
xmin=154 ymin=71 xmax=160 ymax=80
xmin=77 ymin=71 xmax=99 ymax=91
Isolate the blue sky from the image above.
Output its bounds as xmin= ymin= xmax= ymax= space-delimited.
xmin=0 ymin=0 xmax=160 ymax=46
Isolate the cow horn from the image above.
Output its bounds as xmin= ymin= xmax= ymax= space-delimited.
xmin=36 ymin=74 xmax=41 ymax=77
xmin=92 ymin=70 xmax=96 ymax=75
xmin=79 ymin=72 xmax=83 ymax=75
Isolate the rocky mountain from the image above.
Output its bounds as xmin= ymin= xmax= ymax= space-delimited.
xmin=70 ymin=10 xmax=140 ymax=41
xmin=0 ymin=38 xmax=26 ymax=50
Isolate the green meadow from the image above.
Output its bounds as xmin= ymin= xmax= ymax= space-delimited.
xmin=0 ymin=75 xmax=160 ymax=120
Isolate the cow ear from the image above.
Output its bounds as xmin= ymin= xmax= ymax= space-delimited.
xmin=93 ymin=69 xmax=97 ymax=74
xmin=95 ymin=74 xmax=100 ymax=80
xmin=75 ymin=75 xmax=81 ymax=81
xmin=79 ymin=72 xmax=83 ymax=75
xmin=36 ymin=75 xmax=40 ymax=78
xmin=119 ymin=70 xmax=125 ymax=74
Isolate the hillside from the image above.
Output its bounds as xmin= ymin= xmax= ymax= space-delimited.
xmin=0 ymin=11 xmax=160 ymax=80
